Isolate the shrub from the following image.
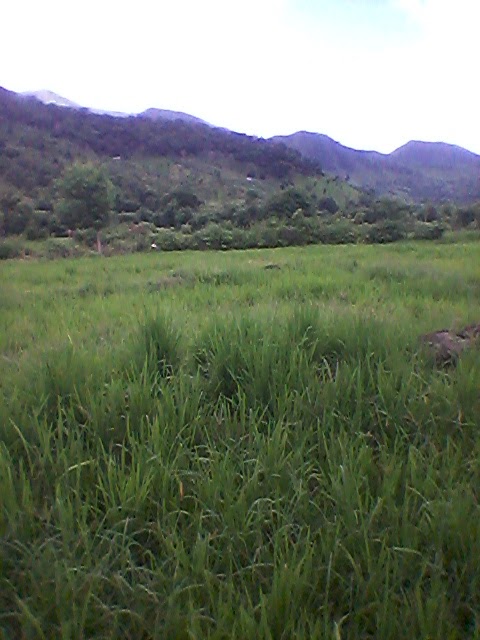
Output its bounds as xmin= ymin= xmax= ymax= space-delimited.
xmin=2 ymin=198 xmax=34 ymax=235
xmin=44 ymin=238 xmax=76 ymax=259
xmin=265 ymin=188 xmax=313 ymax=219
xmin=365 ymin=220 xmax=408 ymax=243
xmin=317 ymin=196 xmax=339 ymax=214
xmin=74 ymin=228 xmax=98 ymax=247
xmin=317 ymin=219 xmax=358 ymax=244
xmin=412 ymin=222 xmax=445 ymax=240
xmin=0 ymin=239 xmax=23 ymax=260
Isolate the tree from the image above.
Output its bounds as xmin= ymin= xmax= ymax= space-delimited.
xmin=317 ymin=196 xmax=339 ymax=215
xmin=56 ymin=163 xmax=113 ymax=251
xmin=0 ymin=188 xmax=34 ymax=236
xmin=265 ymin=188 xmax=313 ymax=219
xmin=454 ymin=205 xmax=476 ymax=229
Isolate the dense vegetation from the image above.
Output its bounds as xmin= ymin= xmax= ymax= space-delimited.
xmin=1 ymin=240 xmax=479 ymax=638
xmin=2 ymin=87 xmax=479 ymax=259
xmin=0 ymin=86 xmax=319 ymax=196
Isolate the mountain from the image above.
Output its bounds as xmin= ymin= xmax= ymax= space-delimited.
xmin=271 ymin=132 xmax=385 ymax=176
xmin=272 ymin=132 xmax=480 ymax=203
xmin=390 ymin=140 xmax=480 ymax=169
xmin=140 ymin=108 xmax=210 ymax=127
xmin=21 ymin=90 xmax=131 ymax=118
xmin=2 ymin=86 xmax=355 ymax=224
xmin=21 ymin=90 xmax=212 ymax=126
xmin=5 ymin=87 xmax=480 ymax=204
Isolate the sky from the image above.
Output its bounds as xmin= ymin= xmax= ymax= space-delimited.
xmin=1 ymin=0 xmax=479 ymax=153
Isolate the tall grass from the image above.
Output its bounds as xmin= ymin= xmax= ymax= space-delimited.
xmin=0 ymin=241 xmax=479 ymax=638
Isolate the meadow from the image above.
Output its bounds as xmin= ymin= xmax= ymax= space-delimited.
xmin=1 ymin=237 xmax=479 ymax=639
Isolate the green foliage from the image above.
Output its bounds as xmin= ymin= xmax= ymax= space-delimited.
xmin=364 ymin=219 xmax=408 ymax=243
xmin=317 ymin=194 xmax=339 ymax=214
xmin=455 ymin=202 xmax=480 ymax=229
xmin=419 ymin=202 xmax=440 ymax=222
xmin=0 ymin=188 xmax=34 ymax=235
xmin=0 ymin=238 xmax=23 ymax=259
xmin=412 ymin=221 xmax=445 ymax=240
xmin=265 ymin=187 xmax=314 ymax=218
xmin=0 ymin=90 xmax=474 ymax=252
xmin=55 ymin=162 xmax=114 ymax=231
xmin=362 ymin=197 xmax=411 ymax=224
xmin=25 ymin=210 xmax=51 ymax=240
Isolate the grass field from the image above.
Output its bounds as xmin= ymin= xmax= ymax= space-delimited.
xmin=1 ymin=239 xmax=479 ymax=639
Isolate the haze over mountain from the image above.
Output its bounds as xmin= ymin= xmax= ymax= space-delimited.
xmin=272 ymin=132 xmax=480 ymax=204
xmin=20 ymin=90 xmax=210 ymax=126
xmin=21 ymin=90 xmax=132 ymax=119
xmin=21 ymin=90 xmax=81 ymax=109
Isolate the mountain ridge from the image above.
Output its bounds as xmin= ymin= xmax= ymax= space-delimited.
xmin=20 ymin=90 xmax=211 ymax=126
xmin=272 ymin=132 xmax=480 ymax=203
xmin=4 ymin=87 xmax=480 ymax=203
xmin=19 ymin=88 xmax=480 ymax=158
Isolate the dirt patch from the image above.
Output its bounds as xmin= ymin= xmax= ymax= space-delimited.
xmin=420 ymin=323 xmax=480 ymax=365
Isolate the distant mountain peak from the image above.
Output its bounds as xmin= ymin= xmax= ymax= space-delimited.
xmin=20 ymin=90 xmax=131 ymax=118
xmin=20 ymin=89 xmax=212 ymax=126
xmin=391 ymin=139 xmax=480 ymax=168
xmin=21 ymin=90 xmax=80 ymax=109
xmin=273 ymin=131 xmax=480 ymax=203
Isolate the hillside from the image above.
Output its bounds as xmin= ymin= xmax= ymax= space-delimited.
xmin=1 ymin=86 xmax=366 ymax=243
xmin=272 ymin=132 xmax=480 ymax=203
xmin=2 ymin=86 xmax=478 ymax=257
xmin=0 ymin=86 xmax=330 ymax=196
xmin=8 ymin=88 xmax=480 ymax=205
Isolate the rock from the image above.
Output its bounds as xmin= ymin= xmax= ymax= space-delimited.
xmin=420 ymin=323 xmax=480 ymax=365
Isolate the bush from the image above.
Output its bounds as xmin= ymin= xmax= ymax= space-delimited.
xmin=25 ymin=225 xmax=49 ymax=241
xmin=317 ymin=219 xmax=358 ymax=244
xmin=25 ymin=210 xmax=51 ymax=240
xmin=2 ymin=198 xmax=34 ymax=235
xmin=317 ymin=196 xmax=339 ymax=214
xmin=0 ymin=239 xmax=23 ymax=260
xmin=265 ymin=188 xmax=313 ymax=219
xmin=154 ymin=228 xmax=183 ymax=251
xmin=365 ymin=220 xmax=408 ymax=244
xmin=195 ymin=222 xmax=234 ymax=250
xmin=412 ymin=222 xmax=445 ymax=240
xmin=44 ymin=238 xmax=76 ymax=259
xmin=74 ymin=228 xmax=98 ymax=247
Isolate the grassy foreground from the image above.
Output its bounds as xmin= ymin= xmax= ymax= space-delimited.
xmin=1 ymin=240 xmax=479 ymax=639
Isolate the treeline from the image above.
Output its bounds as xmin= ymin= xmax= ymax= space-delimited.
xmin=1 ymin=162 xmax=478 ymax=240
xmin=2 ymin=161 xmax=479 ymax=260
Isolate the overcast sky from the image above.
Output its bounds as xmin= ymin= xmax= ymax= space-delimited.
xmin=2 ymin=0 xmax=479 ymax=153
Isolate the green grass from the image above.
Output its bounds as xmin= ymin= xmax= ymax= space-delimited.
xmin=1 ymin=240 xmax=479 ymax=639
